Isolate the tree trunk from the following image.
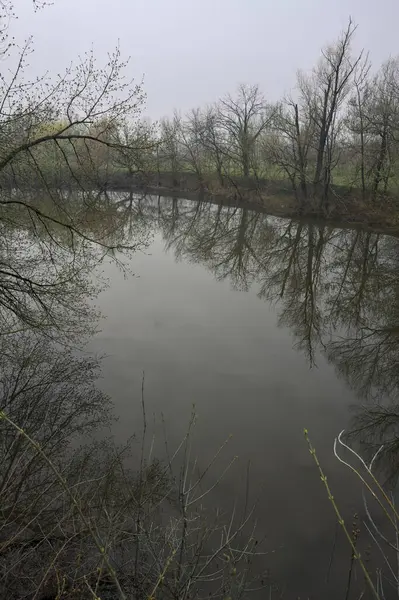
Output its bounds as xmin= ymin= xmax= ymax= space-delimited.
xmin=372 ymin=127 xmax=388 ymax=202
xmin=314 ymin=130 xmax=327 ymax=187
xmin=242 ymin=151 xmax=250 ymax=177
xmin=357 ymin=89 xmax=366 ymax=201
xmin=313 ymin=90 xmax=330 ymax=190
xmin=216 ymin=164 xmax=224 ymax=187
xmin=294 ymin=104 xmax=308 ymax=204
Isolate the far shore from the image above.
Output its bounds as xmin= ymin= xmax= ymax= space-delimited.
xmin=105 ymin=171 xmax=399 ymax=238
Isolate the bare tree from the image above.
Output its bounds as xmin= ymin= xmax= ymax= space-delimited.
xmin=366 ymin=58 xmax=399 ymax=200
xmin=346 ymin=55 xmax=372 ymax=200
xmin=158 ymin=117 xmax=183 ymax=187
xmin=113 ymin=119 xmax=158 ymax=183
xmin=269 ymin=98 xmax=316 ymax=206
xmin=297 ymin=19 xmax=362 ymax=207
xmin=346 ymin=57 xmax=399 ymax=202
xmin=218 ymin=84 xmax=273 ymax=178
xmin=176 ymin=109 xmax=207 ymax=188
xmin=200 ymin=106 xmax=227 ymax=187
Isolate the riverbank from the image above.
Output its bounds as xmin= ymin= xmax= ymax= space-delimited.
xmin=107 ymin=171 xmax=399 ymax=238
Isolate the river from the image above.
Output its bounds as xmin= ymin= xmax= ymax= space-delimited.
xmin=89 ymin=193 xmax=399 ymax=599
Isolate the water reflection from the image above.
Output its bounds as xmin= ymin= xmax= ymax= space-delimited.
xmin=112 ymin=194 xmax=399 ymax=501
xmin=0 ymin=331 xmax=142 ymax=599
xmin=1 ymin=190 xmax=268 ymax=600
xmin=2 ymin=187 xmax=398 ymax=598
xmin=0 ymin=189 xmax=149 ymax=340
xmin=0 ymin=190 xmax=149 ymax=598
xmin=115 ymin=194 xmax=399 ymax=402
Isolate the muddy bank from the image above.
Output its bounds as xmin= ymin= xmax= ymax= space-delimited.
xmin=107 ymin=171 xmax=399 ymax=238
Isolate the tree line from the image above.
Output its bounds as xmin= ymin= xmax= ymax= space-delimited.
xmin=154 ymin=20 xmax=399 ymax=211
xmin=2 ymin=14 xmax=399 ymax=216
xmin=0 ymin=2 xmax=398 ymax=596
xmin=117 ymin=19 xmax=399 ymax=214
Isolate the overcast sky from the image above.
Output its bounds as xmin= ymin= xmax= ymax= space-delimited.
xmin=14 ymin=0 xmax=399 ymax=119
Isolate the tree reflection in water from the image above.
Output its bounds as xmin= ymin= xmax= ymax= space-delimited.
xmin=119 ymin=194 xmax=399 ymax=480
xmin=0 ymin=191 xmax=265 ymax=600
xmin=2 ymin=187 xmax=399 ymax=598
xmin=0 ymin=189 xmax=144 ymax=598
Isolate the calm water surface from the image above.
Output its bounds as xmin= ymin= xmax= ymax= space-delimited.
xmin=90 ymin=195 xmax=399 ymax=599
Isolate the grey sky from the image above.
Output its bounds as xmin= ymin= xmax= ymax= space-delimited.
xmin=15 ymin=0 xmax=399 ymax=119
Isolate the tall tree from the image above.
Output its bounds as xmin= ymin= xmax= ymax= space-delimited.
xmin=199 ymin=106 xmax=227 ymax=187
xmin=367 ymin=58 xmax=399 ymax=200
xmin=158 ymin=117 xmax=182 ymax=187
xmin=346 ymin=55 xmax=371 ymax=200
xmin=270 ymin=98 xmax=316 ymax=206
xmin=218 ymin=84 xmax=273 ymax=177
xmin=299 ymin=19 xmax=362 ymax=207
